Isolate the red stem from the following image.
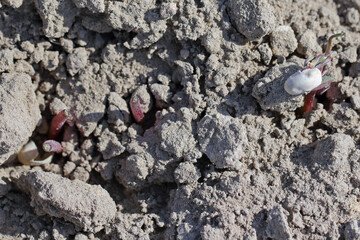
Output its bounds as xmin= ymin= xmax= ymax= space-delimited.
xmin=49 ymin=109 xmax=69 ymax=139
xmin=303 ymin=91 xmax=316 ymax=114
xmin=43 ymin=140 xmax=62 ymax=153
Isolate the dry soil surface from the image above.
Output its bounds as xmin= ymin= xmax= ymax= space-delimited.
xmin=0 ymin=0 xmax=360 ymax=239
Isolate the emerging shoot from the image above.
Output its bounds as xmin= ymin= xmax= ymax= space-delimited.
xmin=43 ymin=140 xmax=63 ymax=153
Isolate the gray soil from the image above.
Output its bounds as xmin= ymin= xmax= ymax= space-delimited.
xmin=0 ymin=0 xmax=360 ymax=239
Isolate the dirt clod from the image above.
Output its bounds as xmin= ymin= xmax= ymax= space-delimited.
xmin=227 ymin=0 xmax=276 ymax=40
xmin=198 ymin=114 xmax=248 ymax=170
xmin=270 ymin=25 xmax=298 ymax=57
xmin=0 ymin=73 xmax=41 ymax=165
xmin=0 ymin=0 xmax=359 ymax=238
xmin=15 ymin=171 xmax=116 ymax=233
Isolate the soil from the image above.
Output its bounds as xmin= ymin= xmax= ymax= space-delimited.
xmin=0 ymin=0 xmax=360 ymax=239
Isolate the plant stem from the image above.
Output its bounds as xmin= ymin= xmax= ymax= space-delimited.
xmin=325 ymin=33 xmax=344 ymax=55
xmin=303 ymin=91 xmax=316 ymax=114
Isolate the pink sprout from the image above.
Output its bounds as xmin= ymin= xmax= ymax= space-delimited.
xmin=43 ymin=140 xmax=63 ymax=153
xmin=130 ymin=94 xmax=145 ymax=123
xmin=49 ymin=109 xmax=70 ymax=140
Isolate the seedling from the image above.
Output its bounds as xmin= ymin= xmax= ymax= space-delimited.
xmin=18 ymin=109 xmax=73 ymax=165
xmin=18 ymin=140 xmax=53 ymax=166
xmin=130 ymin=94 xmax=145 ymax=123
xmin=40 ymin=109 xmax=72 ymax=157
xmin=49 ymin=109 xmax=72 ymax=139
xmin=43 ymin=140 xmax=63 ymax=153
xmin=284 ymin=33 xmax=344 ymax=114
xmin=44 ymin=109 xmax=73 ymax=154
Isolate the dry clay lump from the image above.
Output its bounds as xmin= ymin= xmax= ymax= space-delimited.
xmin=252 ymin=61 xmax=304 ymax=113
xmin=297 ymin=30 xmax=322 ymax=57
xmin=312 ymin=133 xmax=355 ymax=173
xmin=266 ymin=205 xmax=292 ymax=239
xmin=0 ymin=73 xmax=41 ymax=166
xmin=227 ymin=0 xmax=276 ymax=40
xmin=34 ymin=0 xmax=79 ymax=38
xmin=270 ymin=26 xmax=298 ymax=57
xmin=198 ymin=114 xmax=248 ymax=170
xmin=15 ymin=171 xmax=116 ymax=233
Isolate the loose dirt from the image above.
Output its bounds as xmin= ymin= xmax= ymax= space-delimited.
xmin=0 ymin=0 xmax=360 ymax=239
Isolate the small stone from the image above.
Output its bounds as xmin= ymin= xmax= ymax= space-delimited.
xmin=39 ymin=230 xmax=50 ymax=240
xmin=202 ymin=28 xmax=222 ymax=54
xmin=80 ymin=139 xmax=96 ymax=161
xmin=49 ymin=98 xmax=67 ymax=115
xmin=291 ymin=211 xmax=304 ymax=228
xmin=39 ymin=81 xmax=53 ymax=93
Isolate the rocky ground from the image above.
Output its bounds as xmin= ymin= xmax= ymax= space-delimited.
xmin=0 ymin=0 xmax=359 ymax=239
